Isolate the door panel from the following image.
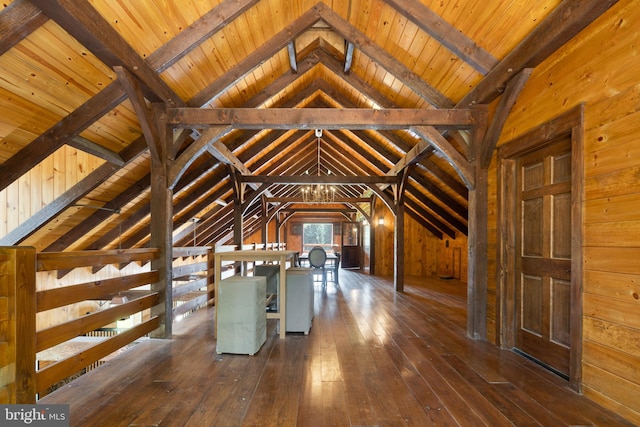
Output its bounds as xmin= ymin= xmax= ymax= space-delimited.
xmin=341 ymin=222 xmax=360 ymax=269
xmin=515 ymin=136 xmax=572 ymax=376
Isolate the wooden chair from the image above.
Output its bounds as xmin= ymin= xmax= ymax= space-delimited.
xmin=325 ymin=252 xmax=340 ymax=286
xmin=307 ymin=247 xmax=327 ymax=287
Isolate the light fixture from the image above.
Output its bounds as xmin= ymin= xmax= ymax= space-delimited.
xmin=301 ymin=130 xmax=336 ymax=204
xmin=377 ymin=217 xmax=384 ymax=226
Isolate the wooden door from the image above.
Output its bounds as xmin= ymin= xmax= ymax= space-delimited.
xmin=341 ymin=222 xmax=360 ymax=269
xmin=515 ymin=136 xmax=572 ymax=376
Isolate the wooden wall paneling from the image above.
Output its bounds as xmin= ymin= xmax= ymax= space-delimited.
xmin=584 ymin=292 xmax=640 ymax=330
xmin=30 ymin=161 xmax=43 ymax=220
xmin=17 ymin=173 xmax=28 ymax=225
xmin=583 ymin=319 xmax=639 ymax=423
xmin=0 ymin=250 xmax=15 ymax=403
xmin=403 ymin=213 xmax=438 ymax=277
xmin=492 ymin=1 xmax=639 ymax=421
xmin=583 ymin=317 xmax=640 ymax=362
xmin=5 ymin=178 xmax=19 ymax=232
xmin=0 ymin=184 xmax=6 ymax=236
xmin=583 ymin=270 xmax=640 ymax=301
xmin=582 ymin=361 xmax=640 ymax=425
xmin=585 ymin=111 xmax=640 ymax=178
xmin=0 ymin=247 xmax=37 ymax=404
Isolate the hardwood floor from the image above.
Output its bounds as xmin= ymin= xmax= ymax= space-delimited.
xmin=39 ymin=271 xmax=632 ymax=426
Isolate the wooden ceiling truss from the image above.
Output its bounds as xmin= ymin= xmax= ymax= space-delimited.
xmin=0 ymin=0 xmax=619 ymax=337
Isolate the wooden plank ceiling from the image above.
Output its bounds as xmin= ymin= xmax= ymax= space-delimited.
xmin=0 ymin=0 xmax=616 ymax=251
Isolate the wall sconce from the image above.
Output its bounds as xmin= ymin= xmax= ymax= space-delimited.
xmin=377 ymin=217 xmax=384 ymax=226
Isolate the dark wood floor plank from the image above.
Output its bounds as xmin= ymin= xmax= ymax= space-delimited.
xmin=38 ymin=271 xmax=632 ymax=426
xmin=442 ymin=355 xmax=542 ymax=426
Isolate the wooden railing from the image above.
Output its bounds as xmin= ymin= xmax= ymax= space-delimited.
xmin=171 ymin=247 xmax=213 ymax=319
xmin=0 ymin=247 xmax=35 ymax=404
xmin=0 ymin=243 xmax=283 ymax=403
xmin=35 ymin=248 xmax=162 ymax=400
xmin=1 ymin=247 xmax=162 ymax=403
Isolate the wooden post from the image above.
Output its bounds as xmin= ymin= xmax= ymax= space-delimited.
xmin=275 ymin=216 xmax=282 ymax=247
xmin=393 ymin=203 xmax=405 ymax=292
xmin=231 ymin=169 xmax=244 ymax=262
xmin=150 ymin=104 xmax=173 ymax=338
xmin=207 ymin=246 xmax=215 ymax=306
xmin=1 ymin=247 xmax=36 ymax=403
xmin=467 ymin=166 xmax=488 ymax=340
xmin=394 ymin=169 xmax=410 ymax=292
xmin=369 ymin=196 xmax=376 ymax=275
xmin=261 ymin=195 xmax=268 ymax=246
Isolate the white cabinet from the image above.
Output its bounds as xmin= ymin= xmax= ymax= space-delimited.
xmin=216 ymin=276 xmax=266 ymax=355
xmin=285 ymin=268 xmax=314 ymax=334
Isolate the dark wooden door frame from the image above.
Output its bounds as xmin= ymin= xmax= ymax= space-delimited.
xmin=496 ymin=104 xmax=584 ymax=392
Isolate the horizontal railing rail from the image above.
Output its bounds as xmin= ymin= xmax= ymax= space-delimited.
xmin=34 ymin=248 xmax=161 ymax=397
xmin=171 ymin=246 xmax=213 ymax=319
xmin=2 ymin=243 xmax=286 ymax=403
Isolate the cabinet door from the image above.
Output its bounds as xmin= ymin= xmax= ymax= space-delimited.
xmin=341 ymin=222 xmax=360 ymax=268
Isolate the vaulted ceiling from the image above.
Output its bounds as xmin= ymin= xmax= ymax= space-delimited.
xmin=0 ymin=0 xmax=616 ymax=251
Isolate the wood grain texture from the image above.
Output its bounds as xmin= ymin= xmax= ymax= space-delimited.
xmin=37 ymin=271 xmax=633 ymax=425
xmin=491 ymin=0 xmax=640 ymax=419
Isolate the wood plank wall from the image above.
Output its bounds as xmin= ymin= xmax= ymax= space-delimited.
xmin=374 ymin=202 xmax=468 ymax=282
xmin=0 ymin=146 xmax=104 ymax=241
xmin=493 ymin=0 xmax=640 ymax=422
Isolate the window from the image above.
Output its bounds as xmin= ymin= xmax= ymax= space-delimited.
xmin=303 ymin=223 xmax=333 ymax=252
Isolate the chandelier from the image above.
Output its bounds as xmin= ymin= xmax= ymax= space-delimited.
xmin=301 ymin=130 xmax=336 ymax=204
xmin=302 ymin=183 xmax=336 ymax=203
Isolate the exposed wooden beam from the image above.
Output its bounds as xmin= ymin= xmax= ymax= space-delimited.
xmin=43 ymin=174 xmax=151 ymax=252
xmin=404 ymin=202 xmax=445 ymax=240
xmin=0 ymin=82 xmax=126 ymax=192
xmin=207 ymin=141 xmax=252 ymax=175
xmin=279 ymin=207 xmax=357 ymax=214
xmin=408 ymin=174 xmax=466 ymax=219
xmin=191 ymin=6 xmax=322 ymax=106
xmin=405 ymin=181 xmax=467 ymax=235
xmin=287 ymin=42 xmax=298 ymax=73
xmin=147 ymin=0 xmax=260 ymax=73
xmin=382 ymin=0 xmax=498 ymax=74
xmin=32 ymin=0 xmax=183 ymax=106
xmin=480 ymin=68 xmax=533 ymax=168
xmin=114 ymin=66 xmax=162 ymax=164
xmin=314 ymin=44 xmax=394 ymax=111
xmin=0 ymin=0 xmax=48 ymax=56
xmin=310 ymin=46 xmax=468 ymax=193
xmin=343 ymin=41 xmax=355 ymax=74
xmin=169 ymin=126 xmax=233 ymax=189
xmin=0 ymin=0 xmax=249 ymax=191
xmin=386 ymin=137 xmax=433 ymax=177
xmin=0 ymin=161 xmax=138 ymax=246
xmin=265 ymin=197 xmax=370 ymax=203
xmin=411 ymin=126 xmax=474 ymax=189
xmin=206 ymin=144 xmax=269 ymax=194
xmin=394 ymin=199 xmax=405 ymax=291
xmin=317 ymin=2 xmax=454 ymax=108
xmin=458 ymin=0 xmax=619 ymax=107
xmin=308 ymin=70 xmax=470 ymax=203
xmin=242 ymin=175 xmax=398 ymax=185
xmin=166 ymin=108 xmax=477 ymax=130
xmin=68 ymin=136 xmax=125 ymax=167
xmin=416 ymin=160 xmax=467 ymax=199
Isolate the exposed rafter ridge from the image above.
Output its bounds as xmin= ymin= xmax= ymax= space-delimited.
xmin=314 ymin=2 xmax=454 ymax=108
xmin=382 ymin=0 xmax=498 ymax=74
